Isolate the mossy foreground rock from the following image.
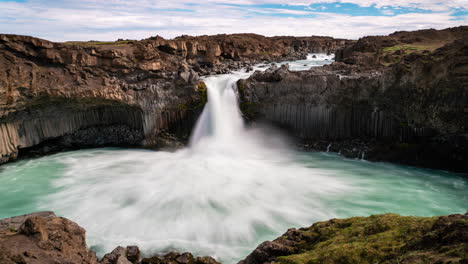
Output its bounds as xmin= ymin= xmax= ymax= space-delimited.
xmin=239 ymin=213 xmax=468 ymax=264
xmin=0 ymin=212 xmax=466 ymax=263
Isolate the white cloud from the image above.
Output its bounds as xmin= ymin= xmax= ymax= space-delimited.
xmin=0 ymin=0 xmax=465 ymax=41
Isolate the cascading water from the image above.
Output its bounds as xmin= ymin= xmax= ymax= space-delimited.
xmin=40 ymin=58 xmax=353 ymax=262
xmin=0 ymin=54 xmax=467 ymax=263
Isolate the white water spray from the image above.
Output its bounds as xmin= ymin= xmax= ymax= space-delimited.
xmin=2 ymin=53 xmax=466 ymax=262
xmin=39 ymin=55 xmax=351 ymax=263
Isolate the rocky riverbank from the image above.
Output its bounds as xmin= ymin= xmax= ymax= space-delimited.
xmin=0 ymin=33 xmax=349 ymax=165
xmin=238 ymin=26 xmax=468 ymax=173
xmin=1 ymin=212 xmax=466 ymax=264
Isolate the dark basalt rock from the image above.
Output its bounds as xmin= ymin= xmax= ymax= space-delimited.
xmin=238 ymin=26 xmax=468 ymax=173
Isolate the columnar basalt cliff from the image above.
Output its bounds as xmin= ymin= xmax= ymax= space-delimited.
xmin=238 ymin=26 xmax=468 ymax=172
xmin=0 ymin=33 xmax=348 ymax=164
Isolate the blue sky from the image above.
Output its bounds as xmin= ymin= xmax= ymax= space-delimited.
xmin=0 ymin=0 xmax=466 ymax=41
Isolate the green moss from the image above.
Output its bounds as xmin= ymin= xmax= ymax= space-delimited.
xmin=178 ymin=104 xmax=188 ymax=110
xmin=382 ymin=44 xmax=438 ymax=53
xmin=0 ymin=95 xmax=140 ymax=123
xmin=197 ymin=82 xmax=208 ymax=106
xmin=276 ymin=214 xmax=442 ymax=264
xmin=240 ymin=101 xmax=258 ymax=117
xmin=174 ymin=82 xmax=208 ymax=112
xmin=21 ymin=95 xmax=127 ymax=110
xmin=380 ymin=44 xmax=443 ymax=67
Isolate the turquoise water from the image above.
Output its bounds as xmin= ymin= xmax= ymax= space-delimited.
xmin=2 ymin=55 xmax=465 ymax=263
xmin=0 ymin=148 xmax=466 ymax=262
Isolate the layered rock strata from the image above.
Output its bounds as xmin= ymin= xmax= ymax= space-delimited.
xmin=0 ymin=33 xmax=348 ymax=164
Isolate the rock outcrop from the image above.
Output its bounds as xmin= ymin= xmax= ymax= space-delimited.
xmin=0 ymin=212 xmax=221 ymax=264
xmin=1 ymin=212 xmax=466 ymax=264
xmin=239 ymin=213 xmax=468 ymax=264
xmin=0 ymin=33 xmax=348 ymax=164
xmin=238 ymin=26 xmax=468 ymax=172
xmin=0 ymin=211 xmax=98 ymax=264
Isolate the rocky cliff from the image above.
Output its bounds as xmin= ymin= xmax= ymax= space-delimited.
xmin=0 ymin=33 xmax=348 ymax=164
xmin=238 ymin=26 xmax=468 ymax=172
xmin=1 ymin=212 xmax=466 ymax=264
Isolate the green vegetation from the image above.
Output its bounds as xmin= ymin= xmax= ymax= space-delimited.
xmin=63 ymin=40 xmax=136 ymax=46
xmin=1 ymin=95 xmax=141 ymax=123
xmin=380 ymin=43 xmax=444 ymax=67
xmin=273 ymin=214 xmax=467 ymax=264
xmin=382 ymin=44 xmax=439 ymax=53
xmin=239 ymin=101 xmax=258 ymax=119
xmin=21 ymin=95 xmax=127 ymax=110
xmin=175 ymin=82 xmax=208 ymax=112
xmin=196 ymin=82 xmax=208 ymax=107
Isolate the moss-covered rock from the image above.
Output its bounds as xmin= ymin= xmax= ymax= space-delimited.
xmin=239 ymin=213 xmax=468 ymax=264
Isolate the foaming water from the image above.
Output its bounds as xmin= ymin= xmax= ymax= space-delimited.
xmin=0 ymin=149 xmax=467 ymax=263
xmin=277 ymin=53 xmax=335 ymax=71
xmin=39 ymin=58 xmax=350 ymax=260
xmin=0 ymin=54 xmax=467 ymax=263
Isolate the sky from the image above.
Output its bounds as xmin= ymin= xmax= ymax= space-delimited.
xmin=0 ymin=0 xmax=467 ymax=41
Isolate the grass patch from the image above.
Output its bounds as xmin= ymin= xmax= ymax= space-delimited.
xmin=382 ymin=44 xmax=440 ymax=53
xmin=63 ymin=40 xmax=136 ymax=46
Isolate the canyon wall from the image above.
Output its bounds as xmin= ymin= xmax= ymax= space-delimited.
xmin=0 ymin=33 xmax=348 ymax=164
xmin=239 ymin=26 xmax=468 ymax=172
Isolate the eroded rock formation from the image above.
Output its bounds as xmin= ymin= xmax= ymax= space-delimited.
xmin=0 ymin=212 xmax=222 ymax=264
xmin=0 ymin=33 xmax=348 ymax=164
xmin=238 ymin=26 xmax=468 ymax=172
xmin=0 ymin=211 xmax=98 ymax=264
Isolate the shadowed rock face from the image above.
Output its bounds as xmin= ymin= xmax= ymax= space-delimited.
xmin=238 ymin=26 xmax=468 ymax=172
xmin=0 ymin=33 xmax=349 ymax=164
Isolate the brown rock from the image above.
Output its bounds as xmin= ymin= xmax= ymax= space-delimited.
xmin=0 ymin=32 xmax=350 ymax=165
xmin=126 ymin=246 xmax=140 ymax=263
xmin=101 ymin=246 xmax=127 ymax=264
xmin=19 ymin=217 xmax=48 ymax=241
xmin=239 ymin=241 xmax=296 ymax=264
xmin=0 ymin=212 xmax=98 ymax=264
xmin=176 ymin=252 xmax=194 ymax=264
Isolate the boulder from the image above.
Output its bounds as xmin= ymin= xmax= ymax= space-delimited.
xmin=0 ymin=212 xmax=98 ymax=264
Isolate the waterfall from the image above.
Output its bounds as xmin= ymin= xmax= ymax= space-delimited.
xmin=190 ymin=73 xmax=247 ymax=149
xmin=36 ymin=55 xmax=352 ymax=264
